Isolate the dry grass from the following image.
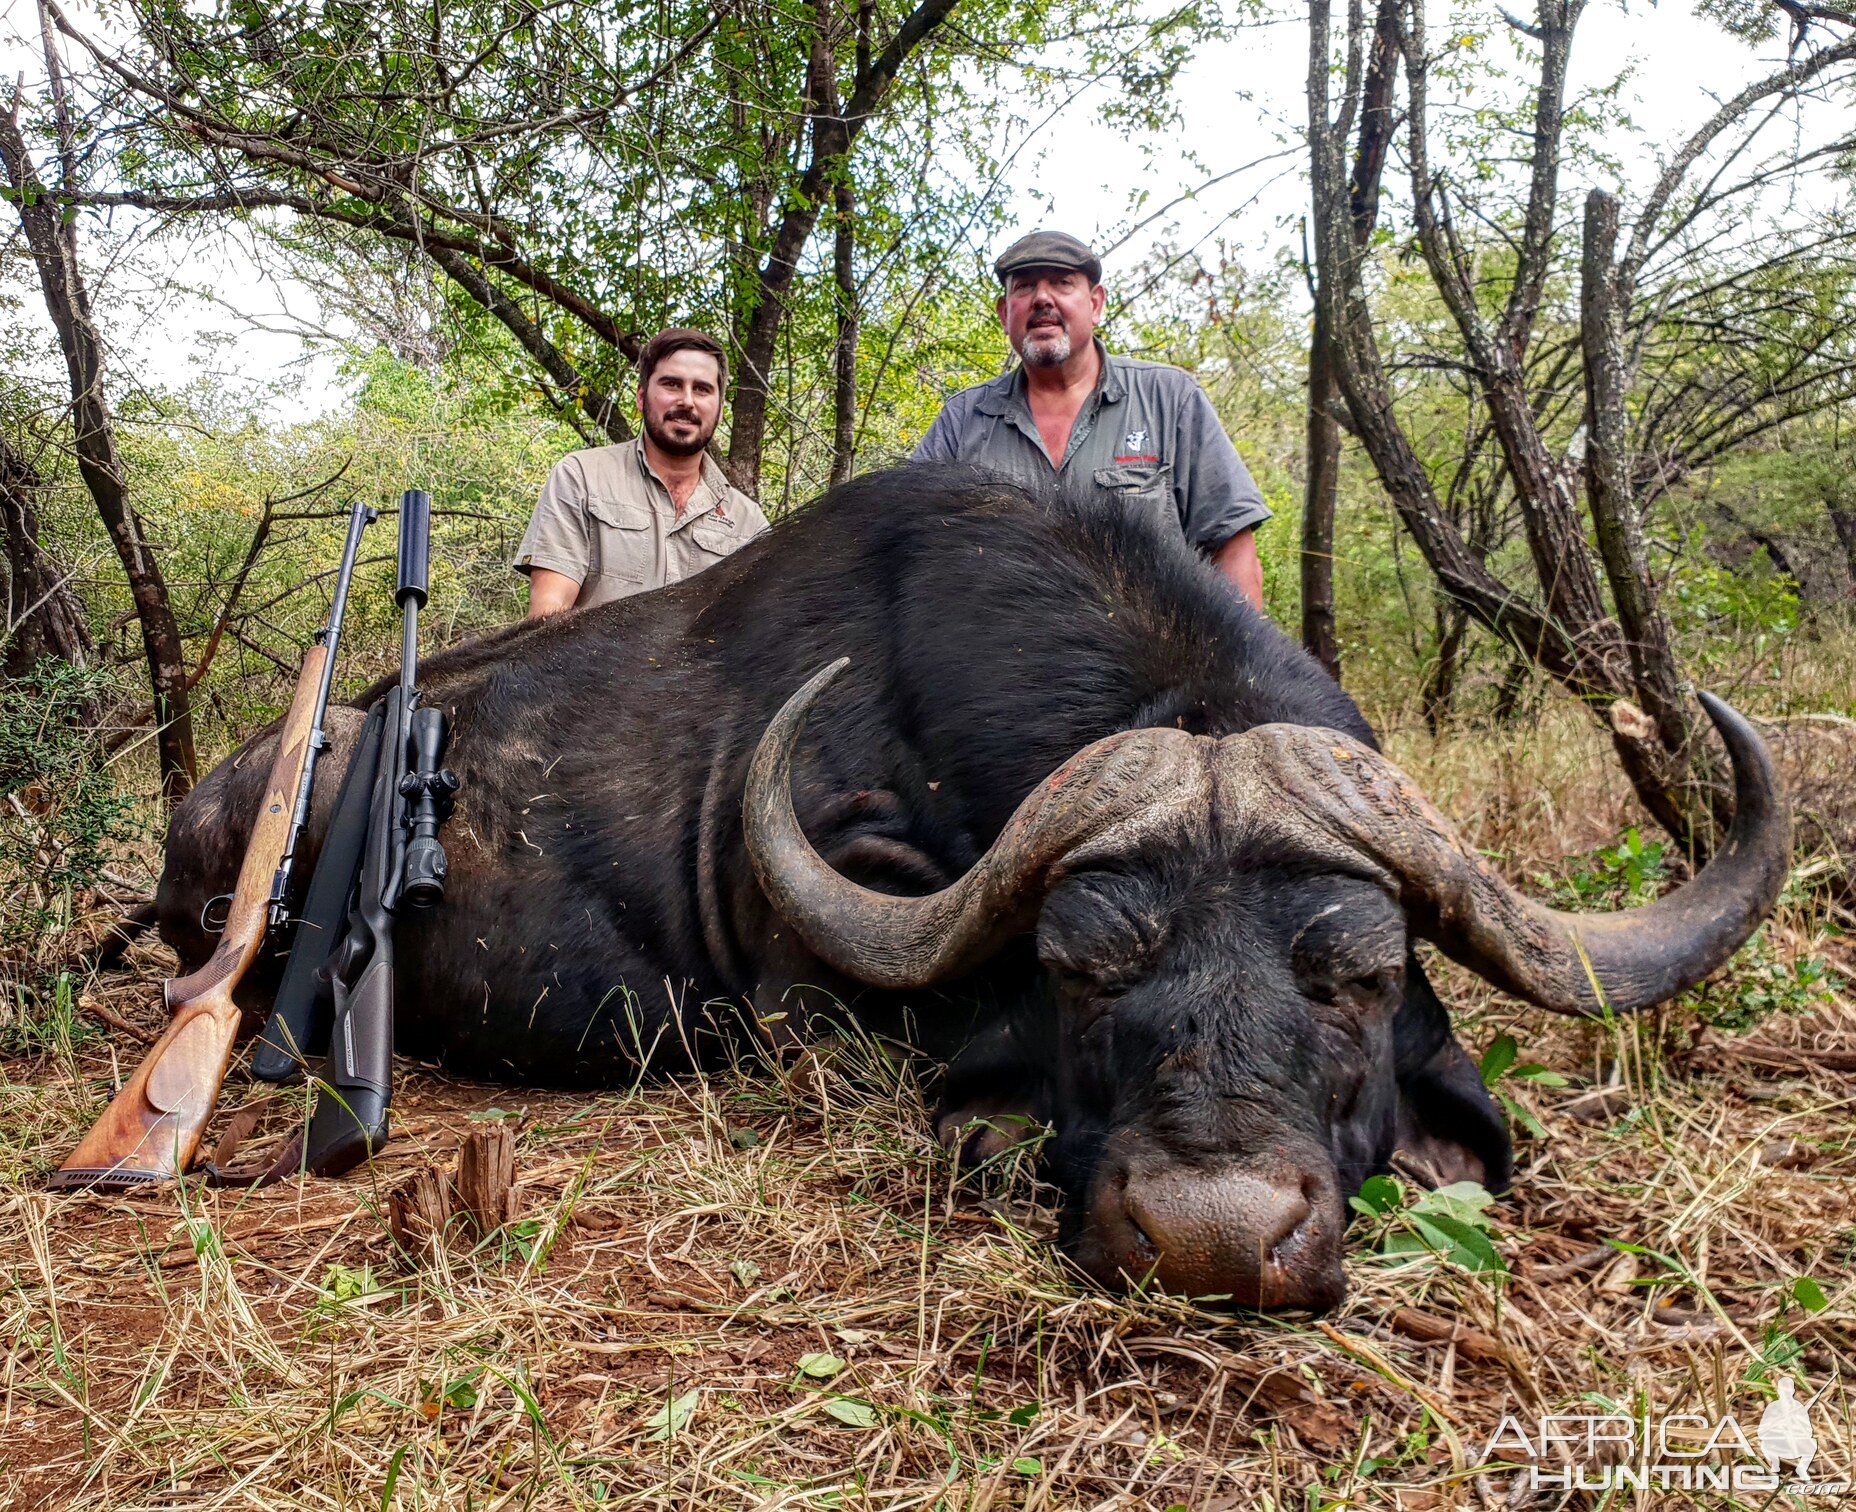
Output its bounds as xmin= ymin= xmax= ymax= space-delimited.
xmin=4 ymin=711 xmax=1855 ymax=1510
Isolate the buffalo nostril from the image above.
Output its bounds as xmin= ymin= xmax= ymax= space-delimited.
xmin=1125 ymin=1211 xmax=1158 ymax=1258
xmin=1265 ymin=1175 xmax=1322 ymax=1257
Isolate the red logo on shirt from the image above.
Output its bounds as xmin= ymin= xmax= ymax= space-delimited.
xmin=1114 ymin=453 xmax=1161 ymax=464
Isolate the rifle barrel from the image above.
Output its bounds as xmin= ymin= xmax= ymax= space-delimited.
xmin=269 ymin=496 xmax=376 ymax=932
xmin=389 ymin=489 xmax=430 ymax=904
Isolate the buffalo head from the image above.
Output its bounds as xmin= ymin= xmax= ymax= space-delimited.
xmin=745 ymin=660 xmax=1789 ymax=1309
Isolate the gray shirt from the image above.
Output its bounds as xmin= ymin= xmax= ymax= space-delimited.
xmin=911 ymin=338 xmax=1270 ymax=550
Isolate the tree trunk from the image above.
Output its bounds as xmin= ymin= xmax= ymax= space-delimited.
xmin=727 ymin=0 xmax=961 ymax=492
xmin=1 ymin=433 xmax=93 ymax=678
xmin=0 ymin=104 xmax=195 ymax=799
xmin=1822 ymin=499 xmax=1856 ymax=592
xmin=829 ymin=171 xmax=858 ymax=487
xmin=1581 ymin=187 xmax=1728 ymax=840
xmin=1307 ymin=0 xmax=1757 ymax=855
xmin=1421 ymin=604 xmax=1466 ymax=734
xmin=1300 ymin=313 xmax=1342 ymax=679
xmin=1299 ymin=0 xmax=1399 ymax=685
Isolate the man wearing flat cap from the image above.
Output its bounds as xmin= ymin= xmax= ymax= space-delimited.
xmin=912 ymin=230 xmax=1270 ymax=609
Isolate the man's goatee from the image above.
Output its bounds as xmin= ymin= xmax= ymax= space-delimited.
xmin=1021 ymin=330 xmax=1073 ymax=367
xmin=644 ymin=413 xmax=714 ymax=458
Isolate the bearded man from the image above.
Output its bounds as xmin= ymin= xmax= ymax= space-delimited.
xmin=912 ymin=232 xmax=1271 ymax=610
xmin=517 ymin=328 xmax=770 ymax=617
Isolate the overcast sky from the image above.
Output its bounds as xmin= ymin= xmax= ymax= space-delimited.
xmin=0 ymin=0 xmax=1834 ymax=415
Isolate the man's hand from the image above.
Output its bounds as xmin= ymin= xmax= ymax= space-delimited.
xmin=526 ymin=568 xmax=582 ymax=619
xmin=1211 ymin=529 xmax=1264 ymax=612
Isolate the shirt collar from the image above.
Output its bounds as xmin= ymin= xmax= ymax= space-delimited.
xmin=635 ymin=437 xmax=730 ymax=527
xmin=974 ymin=337 xmax=1121 ymax=418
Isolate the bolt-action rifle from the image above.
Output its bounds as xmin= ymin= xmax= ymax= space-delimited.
xmin=303 ymin=487 xmax=457 ymax=1176
xmin=51 ymin=497 xmax=376 ymax=1192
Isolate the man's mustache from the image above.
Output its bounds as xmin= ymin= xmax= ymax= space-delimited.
xmin=662 ymin=408 xmax=703 ymax=425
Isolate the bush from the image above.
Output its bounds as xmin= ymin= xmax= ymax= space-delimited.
xmin=0 ymin=659 xmax=140 ymax=958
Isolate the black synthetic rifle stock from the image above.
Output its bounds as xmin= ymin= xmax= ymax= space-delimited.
xmin=253 ymin=495 xmax=387 ymax=1079
xmin=251 ymin=701 xmax=385 ymax=1080
xmin=304 ymin=489 xmax=458 ymax=1176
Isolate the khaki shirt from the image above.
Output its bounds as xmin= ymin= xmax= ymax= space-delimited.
xmin=515 ymin=439 xmax=770 ymax=607
xmin=911 ymin=338 xmax=1270 ymax=550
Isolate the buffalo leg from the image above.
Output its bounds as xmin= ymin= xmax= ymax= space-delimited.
xmin=934 ymin=1015 xmax=1055 ymax=1170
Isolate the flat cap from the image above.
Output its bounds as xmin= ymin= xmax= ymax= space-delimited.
xmin=993 ymin=230 xmax=1102 ymax=287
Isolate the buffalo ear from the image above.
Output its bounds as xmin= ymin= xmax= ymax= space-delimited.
xmin=1391 ymin=956 xmax=1514 ymax=1192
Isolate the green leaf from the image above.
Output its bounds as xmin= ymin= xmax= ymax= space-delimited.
xmin=1413 ymin=1181 xmax=1495 ymax=1223
xmin=1352 ymin=1174 xmax=1403 ymax=1215
xmin=1013 ymin=1457 xmax=1044 ymax=1476
xmin=728 ymin=1257 xmax=761 ymax=1288
xmin=823 ymin=1396 xmax=878 ymax=1428
xmin=1511 ymin=1063 xmax=1568 ymax=1086
xmin=645 ymin=1388 xmax=699 ymax=1441
xmin=1793 ymin=1276 xmax=1830 ymax=1314
xmin=1479 ymin=1033 xmax=1518 ymax=1086
xmin=796 ymin=1352 xmax=844 ymax=1379
xmin=1007 ymin=1401 xmax=1039 ymax=1427
xmin=1412 ymin=1212 xmax=1507 ymax=1275
xmin=1499 ymin=1092 xmax=1547 ymax=1140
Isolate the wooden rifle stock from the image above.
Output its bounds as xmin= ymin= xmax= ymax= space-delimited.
xmin=51 ymin=646 xmax=329 ymax=1191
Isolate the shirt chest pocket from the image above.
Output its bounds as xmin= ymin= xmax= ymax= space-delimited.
xmin=585 ymin=494 xmax=655 ymax=584
xmin=1093 ymin=463 xmax=1173 ymax=516
xmin=686 ymin=511 xmax=740 ymax=558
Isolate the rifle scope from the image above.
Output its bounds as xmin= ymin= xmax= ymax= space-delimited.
xmin=398 ymin=705 xmax=457 ymax=909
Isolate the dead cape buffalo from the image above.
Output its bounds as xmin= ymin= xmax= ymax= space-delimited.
xmin=156 ymin=466 xmax=1789 ymax=1309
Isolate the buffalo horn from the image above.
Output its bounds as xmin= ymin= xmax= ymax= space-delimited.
xmin=743 ymin=659 xmax=1215 ymax=989
xmin=1217 ymin=692 xmax=1790 ymax=1015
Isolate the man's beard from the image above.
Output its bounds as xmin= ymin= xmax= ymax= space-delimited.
xmin=643 ymin=407 xmax=714 ymax=458
xmin=1019 ymin=325 xmax=1073 ymax=368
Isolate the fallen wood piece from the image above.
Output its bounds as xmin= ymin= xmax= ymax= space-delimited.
xmin=1738 ymin=1046 xmax=1856 ymax=1075
xmin=1528 ymin=1243 xmax=1616 ymax=1283
xmin=76 ymin=993 xmax=157 ymax=1046
xmin=453 ymin=1124 xmax=515 ymax=1236
xmin=387 ymin=1166 xmax=453 ymax=1259
xmin=1386 ymin=1306 xmax=1510 ymax=1366
xmin=1562 ymin=1086 xmax=1630 ymax=1124
xmin=1759 ymin=1137 xmax=1814 ymax=1169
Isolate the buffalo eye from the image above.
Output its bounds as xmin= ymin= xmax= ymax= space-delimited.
xmin=1299 ymin=962 xmax=1403 ymax=1007
xmin=1290 ymin=894 xmax=1405 ymax=1009
xmin=1036 ymin=873 xmax=1167 ymax=1000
